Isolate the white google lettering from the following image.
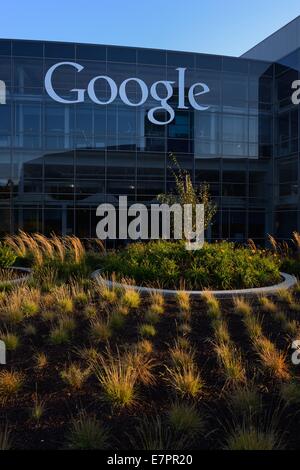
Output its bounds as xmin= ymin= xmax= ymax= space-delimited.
xmin=45 ymin=62 xmax=85 ymax=104
xmin=88 ymin=75 xmax=118 ymax=105
xmin=119 ymin=78 xmax=149 ymax=106
xmin=45 ymin=62 xmax=210 ymax=125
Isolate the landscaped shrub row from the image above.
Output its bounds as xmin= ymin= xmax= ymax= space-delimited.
xmin=101 ymin=240 xmax=281 ymax=290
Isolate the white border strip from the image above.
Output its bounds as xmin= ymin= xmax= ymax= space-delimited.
xmin=1 ymin=267 xmax=32 ymax=286
xmin=91 ymin=270 xmax=297 ymax=299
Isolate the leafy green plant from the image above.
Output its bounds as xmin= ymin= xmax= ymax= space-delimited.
xmin=157 ymin=154 xmax=217 ymax=235
xmin=102 ymin=241 xmax=281 ymax=290
xmin=0 ymin=244 xmax=17 ymax=268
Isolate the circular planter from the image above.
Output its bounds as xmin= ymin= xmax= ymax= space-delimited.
xmin=91 ymin=269 xmax=297 ymax=299
xmin=0 ymin=267 xmax=32 ymax=286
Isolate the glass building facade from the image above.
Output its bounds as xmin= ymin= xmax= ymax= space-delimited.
xmin=0 ymin=22 xmax=299 ymax=243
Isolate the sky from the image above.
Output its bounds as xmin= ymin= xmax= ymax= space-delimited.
xmin=1 ymin=0 xmax=300 ymax=57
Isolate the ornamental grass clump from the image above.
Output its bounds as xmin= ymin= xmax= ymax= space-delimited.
xmin=109 ymin=311 xmax=126 ymax=332
xmin=214 ymin=341 xmax=246 ymax=386
xmin=49 ymin=324 xmax=71 ymax=345
xmin=61 ymin=363 xmax=90 ymax=390
xmin=224 ymin=424 xmax=283 ymax=450
xmin=233 ymin=297 xmax=252 ymax=316
xmin=170 ymin=343 xmax=196 ymax=369
xmin=30 ymin=394 xmax=46 ymax=422
xmin=91 ymin=349 xmax=139 ymax=409
xmin=165 ymin=362 xmax=204 ymax=399
xmin=280 ymin=380 xmax=300 ymax=405
xmin=0 ymin=330 xmax=20 ymax=351
xmin=176 ymin=291 xmax=190 ymax=312
xmin=168 ymin=402 xmax=205 ymax=439
xmin=212 ymin=319 xmax=231 ymax=345
xmin=34 ymin=352 xmax=48 ymax=369
xmin=124 ymin=348 xmax=156 ymax=386
xmin=129 ymin=415 xmax=173 ymax=451
xmin=0 ymin=423 xmax=13 ymax=450
xmin=123 ymin=288 xmax=141 ymax=309
xmin=139 ymin=323 xmax=156 ymax=338
xmin=242 ymin=314 xmax=263 ymax=340
xmin=0 ymin=287 xmax=40 ymax=324
xmin=144 ymin=309 xmax=160 ymax=325
xmin=202 ymin=291 xmax=221 ymax=319
xmin=0 ymin=370 xmax=24 ymax=401
xmin=90 ymin=318 xmax=112 ymax=343
xmin=66 ymin=412 xmax=110 ymax=450
xmin=259 ymin=296 xmax=278 ymax=314
xmin=227 ymin=385 xmax=263 ymax=416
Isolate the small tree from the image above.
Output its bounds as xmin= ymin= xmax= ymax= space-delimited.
xmin=157 ymin=154 xmax=217 ymax=237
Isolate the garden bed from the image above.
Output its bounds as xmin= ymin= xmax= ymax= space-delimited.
xmin=100 ymin=240 xmax=282 ymax=291
xmin=91 ymin=270 xmax=297 ymax=298
xmin=0 ymin=278 xmax=300 ymax=450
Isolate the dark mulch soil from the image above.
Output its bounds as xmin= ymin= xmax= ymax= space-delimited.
xmin=1 ymin=293 xmax=300 ymax=450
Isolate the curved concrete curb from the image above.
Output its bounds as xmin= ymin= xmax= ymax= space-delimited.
xmin=1 ymin=267 xmax=32 ymax=286
xmin=91 ymin=269 xmax=297 ymax=299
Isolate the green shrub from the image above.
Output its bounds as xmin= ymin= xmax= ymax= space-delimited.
xmin=49 ymin=326 xmax=70 ymax=345
xmin=101 ymin=241 xmax=280 ymax=290
xmin=281 ymin=258 xmax=300 ymax=277
xmin=0 ymin=244 xmax=16 ymax=268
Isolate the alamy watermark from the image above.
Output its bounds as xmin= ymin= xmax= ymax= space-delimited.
xmin=0 ymin=340 xmax=6 ymax=365
xmin=292 ymin=80 xmax=300 ymax=105
xmin=291 ymin=340 xmax=300 ymax=365
xmin=96 ymin=196 xmax=205 ymax=251
xmin=0 ymin=80 xmax=6 ymax=105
